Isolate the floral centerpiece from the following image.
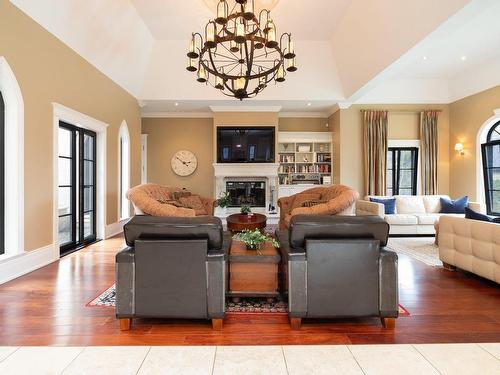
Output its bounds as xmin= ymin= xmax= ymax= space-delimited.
xmin=237 ymin=229 xmax=280 ymax=251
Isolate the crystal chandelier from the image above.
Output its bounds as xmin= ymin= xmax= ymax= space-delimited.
xmin=187 ymin=0 xmax=297 ymax=100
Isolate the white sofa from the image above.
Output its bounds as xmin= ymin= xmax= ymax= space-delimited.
xmin=356 ymin=195 xmax=483 ymax=235
xmin=438 ymin=216 xmax=500 ymax=283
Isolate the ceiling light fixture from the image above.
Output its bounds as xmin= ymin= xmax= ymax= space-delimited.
xmin=174 ymin=102 xmax=179 ymax=106
xmin=461 ymin=56 xmax=467 ymax=61
xmin=307 ymin=102 xmax=312 ymax=106
xmin=187 ymin=0 xmax=296 ymax=100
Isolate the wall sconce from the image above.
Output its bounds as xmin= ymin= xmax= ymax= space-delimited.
xmin=454 ymin=142 xmax=465 ymax=156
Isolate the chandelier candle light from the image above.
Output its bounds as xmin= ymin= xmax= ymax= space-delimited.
xmin=187 ymin=0 xmax=297 ymax=100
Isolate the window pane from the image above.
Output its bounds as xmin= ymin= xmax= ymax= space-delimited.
xmin=84 ymin=211 xmax=94 ymax=238
xmin=58 ymin=187 xmax=71 ymax=216
xmin=84 ymin=134 xmax=94 ymax=160
xmin=399 ymin=189 xmax=413 ymax=196
xmin=492 ymin=191 xmax=500 ymax=213
xmin=84 ymin=187 xmax=93 ymax=212
xmin=400 ymin=151 xmax=414 ymax=169
xmin=399 ymin=170 xmax=414 ymax=189
xmin=387 ymin=188 xmax=393 ymax=196
xmin=84 ymin=160 xmax=94 ymax=185
xmin=387 ymin=170 xmax=393 ymax=189
xmin=58 ymin=158 xmax=72 ymax=186
xmin=387 ymin=152 xmax=393 ymax=169
xmin=491 ymin=168 xmax=500 ymax=190
xmin=488 ymin=124 xmax=500 ymax=142
xmin=58 ymin=215 xmax=72 ymax=245
xmin=59 ymin=127 xmax=72 ymax=157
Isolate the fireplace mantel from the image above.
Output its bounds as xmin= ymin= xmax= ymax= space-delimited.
xmin=213 ymin=163 xmax=279 ymax=214
xmin=213 ymin=163 xmax=280 ymax=177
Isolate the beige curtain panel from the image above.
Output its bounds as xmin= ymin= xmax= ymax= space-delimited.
xmin=420 ymin=111 xmax=439 ymax=195
xmin=362 ymin=110 xmax=388 ymax=196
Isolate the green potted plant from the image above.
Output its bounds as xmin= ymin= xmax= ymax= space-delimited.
xmin=240 ymin=204 xmax=252 ymax=215
xmin=238 ymin=229 xmax=280 ymax=251
xmin=217 ymin=191 xmax=231 ymax=213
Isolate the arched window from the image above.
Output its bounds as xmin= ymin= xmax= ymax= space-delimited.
xmin=481 ymin=121 xmax=500 ymax=215
xmin=119 ymin=121 xmax=131 ymax=220
xmin=0 ymin=57 xmax=24 ymax=259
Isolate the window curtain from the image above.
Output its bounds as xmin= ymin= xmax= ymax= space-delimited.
xmin=420 ymin=111 xmax=439 ymax=195
xmin=362 ymin=110 xmax=388 ymax=196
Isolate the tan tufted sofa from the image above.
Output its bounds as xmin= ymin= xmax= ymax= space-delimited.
xmin=438 ymin=216 xmax=500 ymax=283
xmin=277 ymin=185 xmax=359 ymax=229
xmin=126 ymin=183 xmax=216 ymax=217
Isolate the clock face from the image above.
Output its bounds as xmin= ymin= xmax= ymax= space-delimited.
xmin=171 ymin=150 xmax=198 ymax=176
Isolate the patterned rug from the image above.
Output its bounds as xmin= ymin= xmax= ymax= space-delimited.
xmin=87 ymin=284 xmax=410 ymax=316
xmin=387 ymin=237 xmax=443 ymax=267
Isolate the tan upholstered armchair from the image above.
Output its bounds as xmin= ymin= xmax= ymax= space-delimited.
xmin=126 ymin=183 xmax=216 ymax=217
xmin=277 ymin=185 xmax=359 ymax=229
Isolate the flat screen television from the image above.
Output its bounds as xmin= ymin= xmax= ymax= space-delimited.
xmin=217 ymin=127 xmax=275 ymax=163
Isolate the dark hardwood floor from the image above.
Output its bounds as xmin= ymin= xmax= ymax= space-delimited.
xmin=0 ymin=235 xmax=499 ymax=346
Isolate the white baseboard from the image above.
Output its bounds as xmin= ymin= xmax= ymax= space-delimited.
xmin=0 ymin=244 xmax=57 ymax=285
xmin=105 ymin=219 xmax=129 ymax=239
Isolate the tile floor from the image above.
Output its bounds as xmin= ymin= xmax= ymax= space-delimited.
xmin=0 ymin=344 xmax=498 ymax=375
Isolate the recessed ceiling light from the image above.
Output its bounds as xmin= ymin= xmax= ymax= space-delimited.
xmin=422 ymin=56 xmax=428 ymax=60
xmin=461 ymin=56 xmax=467 ymax=61
xmin=174 ymin=102 xmax=179 ymax=106
xmin=307 ymin=102 xmax=312 ymax=106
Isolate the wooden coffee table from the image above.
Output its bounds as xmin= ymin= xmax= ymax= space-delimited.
xmin=226 ymin=213 xmax=267 ymax=233
xmin=228 ymin=240 xmax=280 ymax=302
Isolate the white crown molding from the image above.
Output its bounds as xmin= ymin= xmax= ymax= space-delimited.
xmin=209 ymin=106 xmax=282 ymax=113
xmin=141 ymin=112 xmax=214 ymax=118
xmin=279 ymin=112 xmax=329 ymax=118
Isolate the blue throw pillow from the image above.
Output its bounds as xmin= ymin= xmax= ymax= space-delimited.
xmin=440 ymin=196 xmax=469 ymax=214
xmin=369 ymin=197 xmax=396 ymax=215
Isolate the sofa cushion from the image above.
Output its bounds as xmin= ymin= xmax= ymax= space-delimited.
xmin=384 ymin=214 xmax=418 ymax=225
xmin=289 ymin=215 xmax=390 ymax=248
xmin=440 ymin=196 xmax=469 ymax=214
xmin=422 ymin=195 xmax=449 ymax=213
xmin=369 ymin=197 xmax=396 ymax=214
xmin=124 ymin=216 xmax=224 ymax=249
xmin=291 ymin=193 xmax=322 ymax=210
xmin=395 ymin=196 xmax=426 ymax=214
xmin=415 ymin=214 xmax=441 ymax=225
xmin=178 ymin=195 xmax=207 ymax=216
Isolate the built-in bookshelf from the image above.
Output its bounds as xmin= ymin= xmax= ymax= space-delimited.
xmin=277 ymin=132 xmax=333 ymax=186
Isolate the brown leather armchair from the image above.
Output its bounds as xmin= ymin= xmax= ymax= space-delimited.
xmin=277 ymin=185 xmax=359 ymax=229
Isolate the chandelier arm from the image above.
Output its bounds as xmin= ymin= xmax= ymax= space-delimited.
xmin=279 ymin=32 xmax=291 ymax=50
xmin=212 ymin=51 xmax=240 ymax=61
xmin=224 ymin=63 xmax=240 ymax=75
xmin=243 ymin=41 xmax=253 ymax=91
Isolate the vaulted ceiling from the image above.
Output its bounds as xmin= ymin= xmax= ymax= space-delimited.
xmin=9 ymin=0 xmax=500 ymax=115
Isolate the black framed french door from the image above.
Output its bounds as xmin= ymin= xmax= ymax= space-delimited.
xmin=387 ymin=147 xmax=419 ymax=196
xmin=58 ymin=121 xmax=97 ymax=255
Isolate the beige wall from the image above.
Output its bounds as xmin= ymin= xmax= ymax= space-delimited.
xmin=449 ymin=85 xmax=500 ymax=201
xmin=278 ymin=118 xmax=330 ymax=132
xmin=142 ymin=118 xmax=214 ymax=198
xmin=329 ymin=104 xmax=450 ymax=197
xmin=0 ymin=1 xmax=142 ymax=251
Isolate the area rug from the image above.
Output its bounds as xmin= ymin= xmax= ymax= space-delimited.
xmin=87 ymin=284 xmax=410 ymax=316
xmin=387 ymin=237 xmax=442 ymax=267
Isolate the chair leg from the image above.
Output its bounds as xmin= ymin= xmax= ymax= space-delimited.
xmin=212 ymin=319 xmax=223 ymax=331
xmin=119 ymin=318 xmax=131 ymax=331
xmin=290 ymin=318 xmax=302 ymax=330
xmin=443 ymin=262 xmax=457 ymax=271
xmin=381 ymin=317 xmax=396 ymax=329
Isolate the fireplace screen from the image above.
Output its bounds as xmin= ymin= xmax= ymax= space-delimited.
xmin=226 ymin=181 xmax=266 ymax=208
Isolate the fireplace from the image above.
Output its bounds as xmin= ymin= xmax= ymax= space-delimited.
xmin=226 ymin=181 xmax=266 ymax=208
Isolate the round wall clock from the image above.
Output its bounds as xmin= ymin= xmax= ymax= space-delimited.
xmin=171 ymin=150 xmax=198 ymax=176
